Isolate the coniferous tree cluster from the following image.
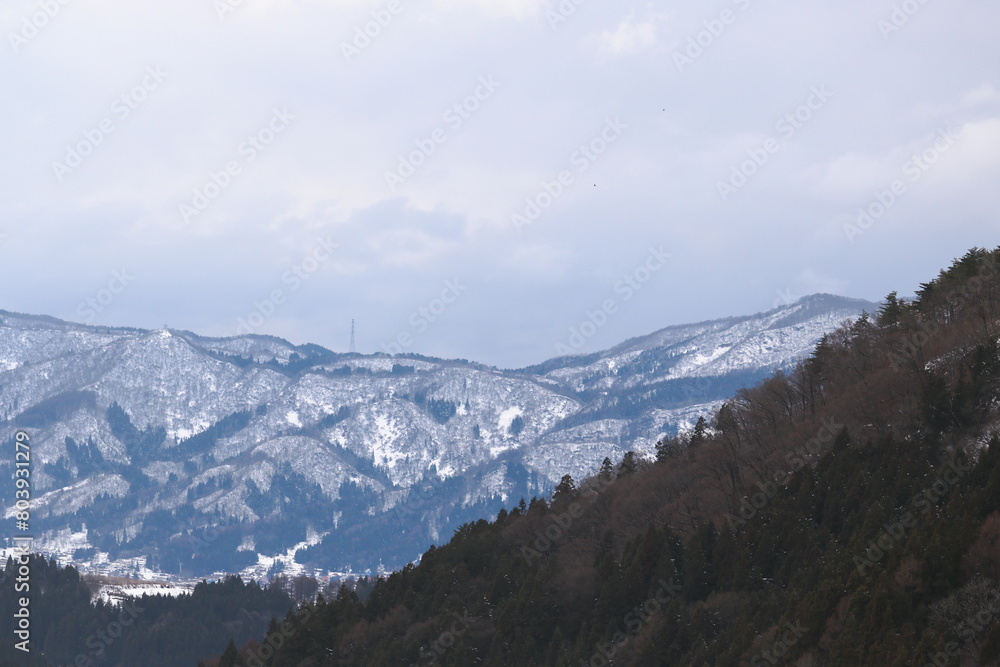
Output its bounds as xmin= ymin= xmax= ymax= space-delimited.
xmin=4 ymin=247 xmax=999 ymax=666
xmin=205 ymin=246 xmax=1000 ymax=665
xmin=0 ymin=555 xmax=295 ymax=666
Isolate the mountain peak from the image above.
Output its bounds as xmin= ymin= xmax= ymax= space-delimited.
xmin=0 ymin=294 xmax=870 ymax=579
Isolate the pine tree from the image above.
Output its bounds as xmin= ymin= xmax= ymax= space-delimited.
xmin=655 ymin=437 xmax=677 ymax=463
xmin=683 ymin=520 xmax=717 ymax=602
xmin=218 ymin=639 xmax=240 ymax=667
xmin=877 ymin=290 xmax=907 ymax=327
xmin=553 ymin=474 xmax=577 ymax=501
xmin=689 ymin=416 xmax=708 ymax=447
xmin=617 ymin=451 xmax=638 ymax=477
xmin=599 ymin=457 xmax=615 ymax=480
xmin=545 ymin=626 xmax=566 ymax=666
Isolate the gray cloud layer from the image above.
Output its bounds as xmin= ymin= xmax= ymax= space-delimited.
xmin=1 ymin=0 xmax=998 ymax=367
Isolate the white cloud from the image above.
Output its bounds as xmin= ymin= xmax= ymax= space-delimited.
xmin=432 ymin=0 xmax=544 ymax=20
xmin=962 ymin=84 xmax=1000 ymax=108
xmin=588 ymin=13 xmax=661 ymax=57
xmin=817 ymin=118 xmax=999 ymax=201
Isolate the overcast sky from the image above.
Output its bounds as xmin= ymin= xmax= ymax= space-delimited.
xmin=1 ymin=0 xmax=998 ymax=368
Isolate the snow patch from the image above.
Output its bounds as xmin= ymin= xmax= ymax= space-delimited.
xmin=239 ymin=529 xmax=328 ymax=581
xmin=238 ymin=534 xmax=256 ymax=552
xmin=497 ymin=406 xmax=523 ymax=431
xmin=691 ymin=345 xmax=731 ymax=367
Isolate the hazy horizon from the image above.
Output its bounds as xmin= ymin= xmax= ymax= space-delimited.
xmin=2 ymin=0 xmax=998 ymax=367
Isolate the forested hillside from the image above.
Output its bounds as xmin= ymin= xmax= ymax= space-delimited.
xmin=211 ymin=246 xmax=1000 ymax=665
xmin=0 ymin=293 xmax=866 ymax=580
xmin=0 ymin=555 xmax=295 ymax=667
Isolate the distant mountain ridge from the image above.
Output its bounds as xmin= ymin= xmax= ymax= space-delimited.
xmin=0 ymin=293 xmax=875 ymax=579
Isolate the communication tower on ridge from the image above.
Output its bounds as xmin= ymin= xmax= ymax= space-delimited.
xmin=349 ymin=319 xmax=356 ymax=354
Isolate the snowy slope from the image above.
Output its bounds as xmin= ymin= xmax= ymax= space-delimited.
xmin=0 ymin=294 xmax=874 ymax=579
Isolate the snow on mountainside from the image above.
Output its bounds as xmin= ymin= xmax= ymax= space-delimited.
xmin=539 ymin=294 xmax=868 ymax=391
xmin=0 ymin=294 xmax=875 ymax=580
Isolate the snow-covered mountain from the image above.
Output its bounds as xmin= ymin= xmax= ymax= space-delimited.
xmin=0 ymin=294 xmax=875 ymax=579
